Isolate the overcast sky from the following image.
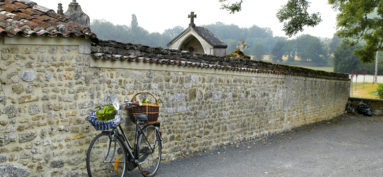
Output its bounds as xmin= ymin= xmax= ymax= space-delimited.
xmin=33 ymin=0 xmax=338 ymax=39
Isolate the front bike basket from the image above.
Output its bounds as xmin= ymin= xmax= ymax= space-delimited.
xmin=88 ymin=111 xmax=121 ymax=131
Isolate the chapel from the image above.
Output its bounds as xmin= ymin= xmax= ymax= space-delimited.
xmin=167 ymin=12 xmax=227 ymax=56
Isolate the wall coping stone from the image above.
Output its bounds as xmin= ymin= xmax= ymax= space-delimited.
xmin=91 ymin=40 xmax=349 ymax=81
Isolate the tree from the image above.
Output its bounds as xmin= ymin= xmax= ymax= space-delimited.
xmin=329 ymin=35 xmax=342 ymax=55
xmin=253 ymin=43 xmax=265 ymax=60
xmin=295 ymin=35 xmax=328 ymax=65
xmin=163 ymin=26 xmax=184 ymax=38
xmin=276 ymin=0 xmax=321 ymax=37
xmin=271 ymin=40 xmax=286 ymax=63
xmin=131 ymin=14 xmax=138 ymax=30
xmin=283 ymin=40 xmax=297 ymax=63
xmin=221 ymin=0 xmax=383 ymax=63
xmin=333 ymin=42 xmax=361 ymax=73
xmin=328 ymin=0 xmax=383 ymax=63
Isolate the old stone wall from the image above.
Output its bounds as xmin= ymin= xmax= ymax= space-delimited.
xmin=0 ymin=37 xmax=350 ymax=176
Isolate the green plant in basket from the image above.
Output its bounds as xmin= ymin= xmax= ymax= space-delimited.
xmin=96 ymin=105 xmax=117 ymax=121
xmin=139 ymin=97 xmax=160 ymax=105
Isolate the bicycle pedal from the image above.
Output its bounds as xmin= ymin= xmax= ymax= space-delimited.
xmin=141 ymin=171 xmax=149 ymax=176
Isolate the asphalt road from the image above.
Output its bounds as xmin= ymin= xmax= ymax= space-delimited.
xmin=132 ymin=115 xmax=383 ymax=177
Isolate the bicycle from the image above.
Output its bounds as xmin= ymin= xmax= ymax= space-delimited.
xmin=86 ymin=101 xmax=162 ymax=177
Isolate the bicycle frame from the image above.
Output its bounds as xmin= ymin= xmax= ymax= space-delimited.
xmin=113 ymin=120 xmax=159 ymax=164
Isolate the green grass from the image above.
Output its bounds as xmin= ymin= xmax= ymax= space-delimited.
xmin=350 ymin=82 xmax=380 ymax=99
xmin=301 ymin=66 xmax=334 ymax=72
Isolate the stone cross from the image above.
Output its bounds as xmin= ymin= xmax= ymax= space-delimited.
xmin=236 ymin=40 xmax=249 ymax=52
xmin=57 ymin=3 xmax=64 ymax=15
xmin=188 ymin=11 xmax=197 ymax=27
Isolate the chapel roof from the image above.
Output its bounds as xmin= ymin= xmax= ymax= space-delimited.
xmin=0 ymin=0 xmax=95 ymax=39
xmin=194 ymin=26 xmax=227 ymax=48
xmin=168 ymin=26 xmax=227 ymax=48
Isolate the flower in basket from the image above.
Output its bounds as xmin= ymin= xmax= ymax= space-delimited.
xmin=96 ymin=105 xmax=117 ymax=121
xmin=140 ymin=98 xmax=159 ymax=105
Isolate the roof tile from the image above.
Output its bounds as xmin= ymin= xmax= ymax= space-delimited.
xmin=0 ymin=0 xmax=96 ymax=39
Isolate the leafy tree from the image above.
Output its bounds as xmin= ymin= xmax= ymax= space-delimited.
xmin=271 ymin=40 xmax=286 ymax=63
xmin=276 ymin=0 xmax=321 ymax=37
xmin=328 ymin=0 xmax=383 ymax=63
xmin=329 ymin=35 xmax=341 ymax=55
xmin=253 ymin=43 xmax=265 ymax=60
xmin=163 ymin=26 xmax=184 ymax=38
xmin=222 ymin=0 xmax=383 ymax=63
xmin=131 ymin=14 xmax=138 ymax=30
xmin=333 ymin=42 xmax=361 ymax=73
xmin=295 ymin=35 xmax=328 ymax=65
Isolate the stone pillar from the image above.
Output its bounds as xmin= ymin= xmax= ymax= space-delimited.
xmin=64 ymin=0 xmax=90 ymax=27
xmin=57 ymin=3 xmax=64 ymax=15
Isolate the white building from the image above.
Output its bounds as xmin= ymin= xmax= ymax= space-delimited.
xmin=167 ymin=12 xmax=227 ymax=57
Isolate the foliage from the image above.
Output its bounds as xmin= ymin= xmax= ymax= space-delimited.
xmin=328 ymin=0 xmax=383 ymax=63
xmin=295 ymin=35 xmax=328 ymax=65
xmin=377 ymin=84 xmax=383 ymax=99
xmin=333 ymin=42 xmax=362 ymax=73
xmin=276 ymin=0 xmax=321 ymax=37
xmin=252 ymin=43 xmax=265 ymax=60
xmin=333 ymin=41 xmax=383 ymax=74
xmin=96 ymin=105 xmax=117 ymax=121
xmin=219 ymin=0 xmax=243 ymax=14
xmin=91 ymin=17 xmax=183 ymax=48
xmin=203 ymin=22 xmax=275 ymax=55
xmin=271 ymin=40 xmax=286 ymax=63
xmin=220 ymin=0 xmax=383 ymax=64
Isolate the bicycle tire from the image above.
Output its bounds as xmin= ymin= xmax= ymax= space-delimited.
xmin=86 ymin=131 xmax=127 ymax=177
xmin=136 ymin=125 xmax=162 ymax=177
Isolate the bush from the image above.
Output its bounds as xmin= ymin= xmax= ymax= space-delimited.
xmin=378 ymin=84 xmax=383 ymax=99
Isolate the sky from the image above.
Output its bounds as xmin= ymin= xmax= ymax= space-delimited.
xmin=32 ymin=0 xmax=338 ymax=39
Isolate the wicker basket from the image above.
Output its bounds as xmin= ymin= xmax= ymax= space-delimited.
xmin=128 ymin=92 xmax=160 ymax=124
xmin=89 ymin=111 xmax=121 ymax=131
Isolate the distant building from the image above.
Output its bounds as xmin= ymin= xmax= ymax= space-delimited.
xmin=168 ymin=12 xmax=227 ymax=56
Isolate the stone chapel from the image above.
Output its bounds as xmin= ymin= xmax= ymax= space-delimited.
xmin=167 ymin=12 xmax=227 ymax=56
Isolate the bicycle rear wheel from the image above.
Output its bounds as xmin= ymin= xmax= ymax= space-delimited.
xmin=86 ymin=131 xmax=127 ymax=177
xmin=136 ymin=125 xmax=162 ymax=177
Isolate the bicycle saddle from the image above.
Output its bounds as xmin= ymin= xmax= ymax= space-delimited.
xmin=134 ymin=114 xmax=148 ymax=121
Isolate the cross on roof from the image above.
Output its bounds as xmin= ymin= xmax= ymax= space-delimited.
xmin=188 ymin=11 xmax=197 ymax=27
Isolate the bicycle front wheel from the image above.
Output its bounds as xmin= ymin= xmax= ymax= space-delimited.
xmin=86 ymin=131 xmax=127 ymax=177
xmin=136 ymin=125 xmax=162 ymax=177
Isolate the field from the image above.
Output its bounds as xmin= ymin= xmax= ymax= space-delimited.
xmin=350 ymin=83 xmax=380 ymax=99
xmin=303 ymin=66 xmax=334 ymax=72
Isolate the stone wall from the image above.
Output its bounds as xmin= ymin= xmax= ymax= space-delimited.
xmin=0 ymin=37 xmax=350 ymax=176
xmin=0 ymin=37 xmax=93 ymax=176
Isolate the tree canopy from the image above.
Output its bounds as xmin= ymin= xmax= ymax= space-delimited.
xmin=221 ymin=0 xmax=383 ymax=63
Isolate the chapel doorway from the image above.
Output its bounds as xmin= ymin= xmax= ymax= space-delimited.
xmin=179 ymin=35 xmax=204 ymax=54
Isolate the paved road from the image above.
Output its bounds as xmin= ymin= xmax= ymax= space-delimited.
xmin=133 ymin=115 xmax=383 ymax=177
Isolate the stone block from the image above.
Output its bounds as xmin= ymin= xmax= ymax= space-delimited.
xmin=21 ymin=70 xmax=36 ymax=82
xmin=19 ymin=132 xmax=36 ymax=143
xmin=18 ymin=95 xmax=37 ymax=104
xmin=0 ymin=96 xmax=5 ymax=105
xmin=4 ymin=105 xmax=17 ymax=118
xmin=12 ymin=84 xmax=24 ymax=94
xmin=0 ymin=155 xmax=6 ymax=163
xmin=0 ymin=164 xmax=31 ymax=177
xmin=50 ymin=160 xmax=64 ymax=168
xmin=28 ymin=104 xmax=41 ymax=115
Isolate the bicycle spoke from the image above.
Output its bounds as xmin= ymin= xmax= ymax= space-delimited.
xmin=137 ymin=126 xmax=162 ymax=177
xmin=86 ymin=132 xmax=127 ymax=177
